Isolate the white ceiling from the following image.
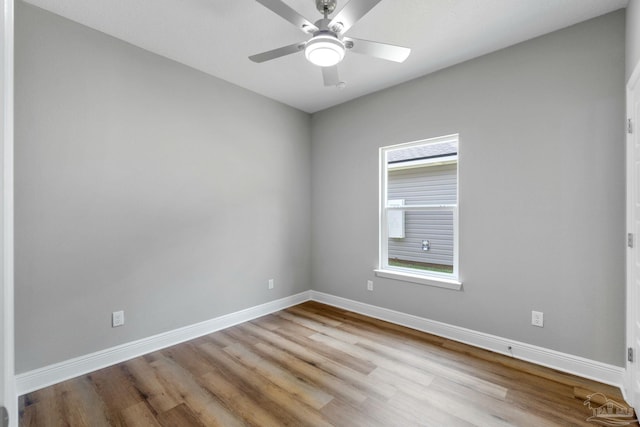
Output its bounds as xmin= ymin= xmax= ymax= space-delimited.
xmin=22 ymin=0 xmax=628 ymax=113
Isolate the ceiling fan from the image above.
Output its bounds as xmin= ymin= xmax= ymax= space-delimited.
xmin=249 ymin=0 xmax=411 ymax=87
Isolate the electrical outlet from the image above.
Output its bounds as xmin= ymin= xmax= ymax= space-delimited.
xmin=112 ymin=310 xmax=125 ymax=328
xmin=531 ymin=311 xmax=544 ymax=327
xmin=367 ymin=280 xmax=373 ymax=291
xmin=268 ymin=279 xmax=274 ymax=290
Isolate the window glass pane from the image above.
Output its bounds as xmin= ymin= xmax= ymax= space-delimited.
xmin=387 ymin=209 xmax=454 ymax=274
xmin=386 ymin=140 xmax=458 ymax=207
xmin=387 ymin=163 xmax=457 ymax=206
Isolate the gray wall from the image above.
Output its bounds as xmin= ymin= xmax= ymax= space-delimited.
xmin=14 ymin=2 xmax=627 ymax=374
xmin=628 ymin=0 xmax=640 ymax=80
xmin=311 ymin=11 xmax=626 ymax=365
xmin=15 ymin=2 xmax=311 ymax=373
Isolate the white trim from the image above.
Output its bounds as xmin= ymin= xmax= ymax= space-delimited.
xmin=384 ymin=133 xmax=460 ymax=151
xmin=386 ymin=204 xmax=456 ymax=211
xmin=15 ymin=291 xmax=311 ymax=395
xmin=625 ymin=60 xmax=640 ymax=409
xmin=16 ymin=289 xmax=625 ymax=398
xmin=1 ymin=0 xmax=16 ymax=425
xmin=387 ymin=155 xmax=457 ymax=171
xmin=310 ymin=291 xmax=625 ymax=388
xmin=628 ymin=58 xmax=640 ymax=90
xmin=379 ymin=134 xmax=460 ymax=284
xmin=374 ymin=269 xmax=462 ymax=290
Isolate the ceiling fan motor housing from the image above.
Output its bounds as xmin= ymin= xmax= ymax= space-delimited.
xmin=316 ymin=0 xmax=337 ymax=14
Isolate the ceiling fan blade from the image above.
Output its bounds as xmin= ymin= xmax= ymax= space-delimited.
xmin=255 ymin=0 xmax=318 ymax=33
xmin=322 ymin=66 xmax=340 ymax=87
xmin=329 ymin=0 xmax=384 ymax=34
xmin=345 ymin=37 xmax=411 ymax=62
xmin=249 ymin=42 xmax=305 ymax=63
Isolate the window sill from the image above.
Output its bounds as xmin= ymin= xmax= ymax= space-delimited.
xmin=374 ymin=269 xmax=463 ymax=291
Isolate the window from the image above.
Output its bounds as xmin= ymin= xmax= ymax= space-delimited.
xmin=376 ymin=134 xmax=461 ymax=290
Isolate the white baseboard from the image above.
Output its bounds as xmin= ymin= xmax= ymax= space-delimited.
xmin=310 ymin=291 xmax=626 ymax=389
xmin=15 ymin=291 xmax=311 ymax=395
xmin=16 ymin=289 xmax=625 ymax=396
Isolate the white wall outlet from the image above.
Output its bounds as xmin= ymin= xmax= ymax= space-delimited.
xmin=268 ymin=279 xmax=274 ymax=290
xmin=531 ymin=311 xmax=544 ymax=327
xmin=367 ymin=280 xmax=373 ymax=291
xmin=112 ymin=310 xmax=125 ymax=328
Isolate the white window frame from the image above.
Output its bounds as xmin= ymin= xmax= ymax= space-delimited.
xmin=375 ymin=134 xmax=462 ymax=291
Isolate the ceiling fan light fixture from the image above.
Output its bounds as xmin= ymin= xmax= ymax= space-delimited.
xmin=304 ymin=35 xmax=345 ymax=67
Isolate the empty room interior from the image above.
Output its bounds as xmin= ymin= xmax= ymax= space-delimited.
xmin=3 ymin=0 xmax=640 ymax=425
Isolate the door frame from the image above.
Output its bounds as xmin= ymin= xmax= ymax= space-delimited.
xmin=1 ymin=0 xmax=15 ymax=425
xmin=626 ymin=61 xmax=640 ymax=411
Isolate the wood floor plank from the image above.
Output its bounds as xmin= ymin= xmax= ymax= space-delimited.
xmin=156 ymin=402 xmax=207 ymax=427
xmin=309 ymin=331 xmax=437 ymax=388
xmin=254 ymin=341 xmax=368 ymax=404
xmin=149 ymin=355 xmax=245 ymax=427
xmin=429 ymin=376 xmax=551 ymax=427
xmin=277 ymin=310 xmax=360 ymax=344
xmin=404 ymin=386 xmax=517 ymax=427
xmin=366 ymin=366 xmax=432 ymax=400
xmin=303 ymin=303 xmax=593 ymax=404
xmin=224 ymin=320 xmax=371 ymax=406
xmin=161 ymin=342 xmax=217 ymax=378
xmin=303 ymin=302 xmax=447 ymax=346
xmin=87 ymin=364 xmax=145 ymax=417
xmin=120 ymin=401 xmax=162 ymax=427
xmin=204 ymin=330 xmax=241 ymax=348
xmin=286 ymin=305 xmax=345 ymax=327
xmin=385 ymin=391 xmax=475 ymax=427
xmin=272 ymin=321 xmax=378 ymax=375
xmin=319 ymin=399 xmax=386 ymax=427
xmin=236 ymin=322 xmax=397 ymax=400
xmin=505 ymin=386 xmax=600 ymax=426
xmin=355 ymin=337 xmax=508 ymax=400
xmin=198 ymin=370 xmax=288 ymax=427
xmin=197 ymin=341 xmax=334 ymax=427
xmin=442 ymin=340 xmax=625 ymax=398
xmin=19 ymin=302 xmax=634 ymax=427
xmin=223 ymin=342 xmax=334 ymax=410
xmin=183 ymin=341 xmax=304 ymax=426
xmin=121 ymin=357 xmax=180 ymax=415
xmin=283 ymin=308 xmax=501 ymax=402
xmin=55 ymin=376 xmax=112 ymax=427
xmin=257 ymin=313 xmax=291 ymax=331
xmin=20 ymin=388 xmax=63 ymax=427
xmin=191 ymin=340 xmax=306 ymax=426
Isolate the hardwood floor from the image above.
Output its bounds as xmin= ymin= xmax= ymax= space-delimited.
xmin=19 ymin=301 xmax=636 ymax=426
